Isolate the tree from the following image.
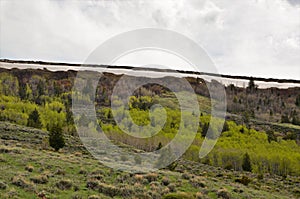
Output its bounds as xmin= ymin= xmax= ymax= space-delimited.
xmin=266 ymin=130 xmax=277 ymax=143
xmin=49 ymin=124 xmax=65 ymax=151
xmin=247 ymin=77 xmax=257 ymax=92
xmin=27 ymin=108 xmax=42 ymax=129
xmin=156 ymin=142 xmax=163 ymax=150
xmin=242 ymin=152 xmax=252 ymax=172
xmin=201 ymin=122 xmax=209 ymax=137
xmin=222 ymin=121 xmax=229 ymax=133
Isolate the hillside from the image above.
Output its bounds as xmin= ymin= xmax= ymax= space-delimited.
xmin=0 ymin=63 xmax=300 ymax=198
xmin=0 ymin=122 xmax=299 ymax=199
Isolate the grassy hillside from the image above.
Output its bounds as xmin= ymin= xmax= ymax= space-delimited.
xmin=0 ymin=122 xmax=299 ymax=199
xmin=0 ymin=66 xmax=300 ymax=198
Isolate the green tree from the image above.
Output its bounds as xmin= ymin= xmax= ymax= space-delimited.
xmin=27 ymin=108 xmax=42 ymax=129
xmin=266 ymin=130 xmax=277 ymax=143
xmin=242 ymin=152 xmax=252 ymax=172
xmin=222 ymin=121 xmax=229 ymax=132
xmin=49 ymin=124 xmax=65 ymax=151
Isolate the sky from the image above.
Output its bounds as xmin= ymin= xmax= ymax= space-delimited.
xmin=0 ymin=0 xmax=299 ymax=80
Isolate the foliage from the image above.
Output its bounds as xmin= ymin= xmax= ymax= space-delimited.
xmin=242 ymin=152 xmax=252 ymax=172
xmin=49 ymin=124 xmax=65 ymax=151
xmin=27 ymin=109 xmax=42 ymax=129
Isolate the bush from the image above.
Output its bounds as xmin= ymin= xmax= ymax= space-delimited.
xmin=162 ymin=177 xmax=170 ymax=186
xmin=235 ymin=176 xmax=251 ymax=186
xmin=55 ymin=168 xmax=65 ymax=175
xmin=195 ymin=192 xmax=204 ymax=199
xmin=257 ymin=173 xmax=264 ymax=180
xmin=98 ymin=183 xmax=120 ymax=197
xmin=145 ymin=173 xmax=158 ymax=182
xmin=162 ymin=192 xmax=194 ymax=199
xmin=189 ymin=177 xmax=206 ymax=188
xmin=25 ymin=165 xmax=34 ymax=172
xmin=56 ymin=179 xmax=73 ymax=190
xmin=30 ymin=175 xmax=48 ymax=184
xmin=12 ymin=176 xmax=33 ymax=190
xmin=49 ymin=124 xmax=65 ymax=151
xmin=0 ymin=181 xmax=7 ymax=190
xmin=217 ymin=188 xmax=231 ymax=199
xmin=86 ymin=179 xmax=100 ymax=190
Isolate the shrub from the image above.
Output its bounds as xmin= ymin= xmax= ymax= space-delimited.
xmin=86 ymin=179 xmax=100 ymax=190
xmin=145 ymin=173 xmax=158 ymax=182
xmin=162 ymin=177 xmax=170 ymax=186
xmin=181 ymin=172 xmax=191 ymax=180
xmin=257 ymin=173 xmax=264 ymax=180
xmin=134 ymin=174 xmax=144 ymax=182
xmin=0 ymin=181 xmax=7 ymax=190
xmin=162 ymin=192 xmax=194 ymax=199
xmin=25 ymin=165 xmax=34 ymax=172
xmin=167 ymin=183 xmax=176 ymax=192
xmin=78 ymin=168 xmax=87 ymax=175
xmin=195 ymin=192 xmax=204 ymax=199
xmin=12 ymin=176 xmax=33 ymax=190
xmin=55 ymin=168 xmax=65 ymax=175
xmin=189 ymin=177 xmax=206 ymax=188
xmin=30 ymin=175 xmax=48 ymax=184
xmin=98 ymin=183 xmax=120 ymax=197
xmin=56 ymin=179 xmax=73 ymax=190
xmin=235 ymin=176 xmax=251 ymax=186
xmin=37 ymin=191 xmax=48 ymax=198
xmin=217 ymin=188 xmax=231 ymax=199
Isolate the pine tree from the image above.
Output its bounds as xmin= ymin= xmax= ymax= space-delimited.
xmin=242 ymin=152 xmax=252 ymax=172
xmin=222 ymin=121 xmax=229 ymax=132
xmin=27 ymin=108 xmax=42 ymax=129
xmin=49 ymin=124 xmax=65 ymax=151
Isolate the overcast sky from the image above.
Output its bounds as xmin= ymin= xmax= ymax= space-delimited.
xmin=0 ymin=0 xmax=299 ymax=79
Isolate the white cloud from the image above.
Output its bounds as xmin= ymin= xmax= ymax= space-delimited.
xmin=0 ymin=0 xmax=299 ymax=79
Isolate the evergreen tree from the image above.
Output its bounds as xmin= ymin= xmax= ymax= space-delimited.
xmin=27 ymin=108 xmax=42 ymax=129
xmin=222 ymin=121 xmax=229 ymax=132
xmin=266 ymin=130 xmax=277 ymax=143
xmin=247 ymin=77 xmax=257 ymax=92
xmin=49 ymin=124 xmax=65 ymax=151
xmin=201 ymin=122 xmax=209 ymax=137
xmin=242 ymin=152 xmax=252 ymax=172
xmin=156 ymin=142 xmax=163 ymax=150
xmin=19 ymin=83 xmax=26 ymax=100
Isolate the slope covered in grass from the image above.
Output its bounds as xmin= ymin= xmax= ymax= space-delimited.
xmin=0 ymin=122 xmax=299 ymax=199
